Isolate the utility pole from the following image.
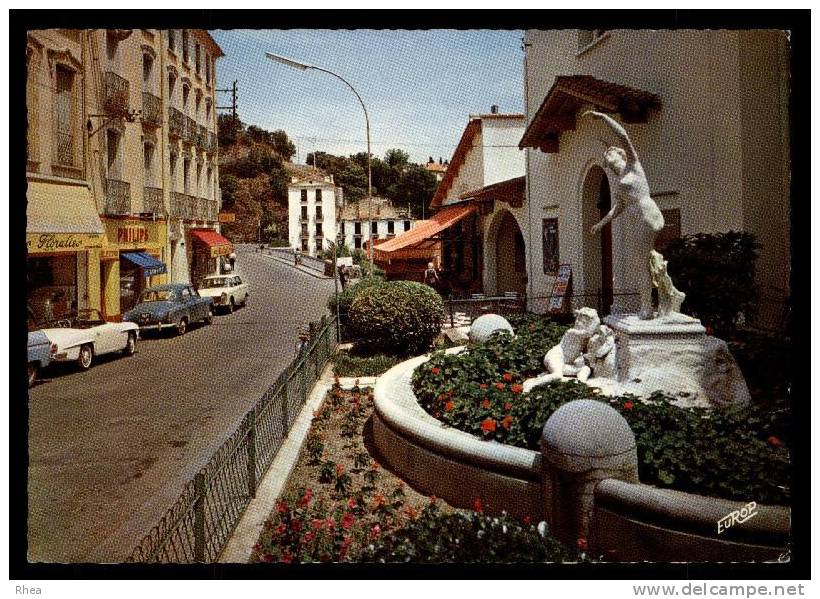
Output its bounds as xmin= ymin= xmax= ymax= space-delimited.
xmin=216 ymin=80 xmax=238 ymax=125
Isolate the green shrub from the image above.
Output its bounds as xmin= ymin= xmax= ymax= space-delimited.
xmin=360 ymin=502 xmax=569 ymax=563
xmin=348 ymin=281 xmax=445 ymax=355
xmin=327 ymin=276 xmax=385 ymax=339
xmin=664 ymin=231 xmax=759 ymax=334
xmin=412 ymin=314 xmax=791 ymax=505
xmin=333 ymin=351 xmax=403 ymax=377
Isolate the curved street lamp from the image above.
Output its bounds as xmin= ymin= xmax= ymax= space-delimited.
xmin=264 ymin=52 xmax=373 ymax=262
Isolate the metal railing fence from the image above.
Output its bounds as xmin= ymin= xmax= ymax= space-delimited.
xmin=127 ymin=315 xmax=337 ymax=563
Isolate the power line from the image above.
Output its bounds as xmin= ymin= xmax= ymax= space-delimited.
xmin=215 ymin=80 xmax=238 ymax=123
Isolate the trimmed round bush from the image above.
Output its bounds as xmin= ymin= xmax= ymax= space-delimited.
xmin=348 ymin=281 xmax=444 ymax=355
xmin=328 ymin=276 xmax=385 ymax=340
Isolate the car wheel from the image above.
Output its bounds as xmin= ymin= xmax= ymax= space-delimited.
xmin=123 ymin=332 xmax=137 ymax=356
xmin=28 ymin=362 xmax=38 ymax=387
xmin=243 ymin=294 xmax=249 ymax=307
xmin=176 ymin=318 xmax=188 ymax=336
xmin=205 ymin=309 xmax=213 ymax=325
xmin=77 ymin=344 xmax=94 ymax=370
xmin=227 ymin=298 xmax=235 ymax=314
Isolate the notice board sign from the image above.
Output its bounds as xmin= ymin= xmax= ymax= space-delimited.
xmin=548 ymin=264 xmax=572 ymax=313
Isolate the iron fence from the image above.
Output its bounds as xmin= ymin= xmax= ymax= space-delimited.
xmin=127 ymin=315 xmax=337 ymax=563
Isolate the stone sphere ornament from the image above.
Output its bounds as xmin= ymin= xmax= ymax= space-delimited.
xmin=468 ymin=313 xmax=514 ymax=344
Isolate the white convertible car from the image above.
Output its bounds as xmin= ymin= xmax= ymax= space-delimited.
xmin=40 ymin=308 xmax=139 ymax=370
xmin=196 ymin=274 xmax=250 ymax=314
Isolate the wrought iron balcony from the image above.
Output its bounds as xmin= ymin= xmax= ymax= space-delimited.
xmin=184 ymin=117 xmax=197 ymax=144
xmin=55 ymin=130 xmax=75 ymax=166
xmin=104 ymin=71 xmax=130 ymax=116
xmin=170 ymin=191 xmax=189 ymax=219
xmin=143 ymin=186 xmax=164 ymax=215
xmin=207 ymin=131 xmax=217 ymax=153
xmin=169 ymin=107 xmax=184 ymax=138
xmin=105 ymin=179 xmax=131 ymax=215
xmin=197 ymin=125 xmax=207 ymax=149
xmin=141 ymin=92 xmax=162 ymax=128
xmin=199 ymin=198 xmax=218 ymax=221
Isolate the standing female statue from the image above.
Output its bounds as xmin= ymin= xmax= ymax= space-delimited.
xmin=583 ymin=110 xmax=665 ymax=319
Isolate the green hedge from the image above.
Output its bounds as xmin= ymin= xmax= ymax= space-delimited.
xmin=348 ymin=281 xmax=445 ymax=355
xmin=327 ymin=276 xmax=386 ymax=340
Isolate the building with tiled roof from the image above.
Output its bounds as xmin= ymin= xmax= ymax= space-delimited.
xmin=339 ymin=197 xmax=417 ymax=252
xmin=286 ymin=163 xmax=343 ymax=257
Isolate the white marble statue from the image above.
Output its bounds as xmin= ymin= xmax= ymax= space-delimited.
xmin=522 ymin=307 xmax=599 ymax=393
xmin=649 ymin=250 xmax=686 ymax=317
xmin=585 ymin=324 xmax=617 ymax=380
xmin=583 ymin=110 xmax=665 ymax=320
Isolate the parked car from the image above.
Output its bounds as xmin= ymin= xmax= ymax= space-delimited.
xmin=28 ymin=308 xmax=54 ymax=387
xmin=196 ymin=274 xmax=250 ymax=314
xmin=123 ymin=283 xmax=213 ymax=336
xmin=39 ymin=308 xmax=139 ymax=371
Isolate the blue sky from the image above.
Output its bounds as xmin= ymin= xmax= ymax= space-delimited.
xmin=210 ymin=29 xmax=524 ymax=165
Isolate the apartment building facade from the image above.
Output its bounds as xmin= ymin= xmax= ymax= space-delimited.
xmin=340 ymin=197 xmax=416 ymax=252
xmin=286 ymin=165 xmax=343 ymax=257
xmin=26 ymin=28 xmax=226 ymax=322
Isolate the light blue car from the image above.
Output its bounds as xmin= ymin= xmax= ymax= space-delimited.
xmin=28 ymin=326 xmax=53 ymax=388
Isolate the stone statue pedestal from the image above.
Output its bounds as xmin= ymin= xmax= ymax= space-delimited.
xmin=604 ymin=313 xmax=750 ymax=408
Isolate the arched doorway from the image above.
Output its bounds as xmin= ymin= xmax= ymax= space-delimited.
xmin=485 ymin=210 xmax=526 ymax=296
xmin=581 ymin=166 xmax=613 ymax=314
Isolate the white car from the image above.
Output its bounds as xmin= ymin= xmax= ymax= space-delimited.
xmin=40 ymin=308 xmax=139 ymax=370
xmin=196 ymin=274 xmax=250 ymax=314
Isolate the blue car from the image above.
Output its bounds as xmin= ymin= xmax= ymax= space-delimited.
xmin=123 ymin=283 xmax=214 ymax=336
xmin=28 ymin=307 xmax=53 ymax=387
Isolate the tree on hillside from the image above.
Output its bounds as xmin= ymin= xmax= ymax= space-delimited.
xmin=218 ymin=113 xmax=243 ymax=147
xmin=270 ymin=130 xmax=296 ymax=161
xmin=388 ymin=164 xmax=438 ymax=219
xmin=385 ymin=148 xmax=410 ymax=169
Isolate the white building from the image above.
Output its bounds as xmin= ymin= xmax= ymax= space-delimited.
xmin=340 ymin=197 xmax=416 ymax=251
xmin=516 ymin=30 xmax=790 ymax=326
xmin=286 ymin=164 xmax=343 ymax=257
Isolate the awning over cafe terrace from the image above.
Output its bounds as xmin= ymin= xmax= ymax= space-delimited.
xmin=519 ymin=75 xmax=661 ymax=153
xmin=373 ymin=202 xmax=477 ymax=262
xmin=121 ymin=252 xmax=167 ymax=277
xmin=458 ymin=176 xmax=525 ymax=209
xmin=190 ymin=229 xmax=234 ymax=258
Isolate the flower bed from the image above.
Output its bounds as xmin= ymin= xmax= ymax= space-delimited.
xmin=253 ymin=382 xmax=571 ymax=563
xmin=412 ymin=314 xmax=791 ymax=505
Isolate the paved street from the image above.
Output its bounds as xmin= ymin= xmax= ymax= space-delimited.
xmin=27 ymin=245 xmax=335 ymax=563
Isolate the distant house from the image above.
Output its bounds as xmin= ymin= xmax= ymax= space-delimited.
xmin=374 ymin=110 xmax=526 ymax=295
xmin=340 ymin=197 xmax=416 ymax=251
xmin=286 ymin=164 xmax=342 ymax=257
xmin=424 ymin=158 xmax=448 ymax=182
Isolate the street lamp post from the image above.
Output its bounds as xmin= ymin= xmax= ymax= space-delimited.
xmin=265 ymin=53 xmax=373 ymax=262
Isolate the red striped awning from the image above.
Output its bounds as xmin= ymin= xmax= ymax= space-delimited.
xmin=373 ymin=202 xmax=476 ymax=261
xmin=190 ymin=229 xmax=233 ymax=258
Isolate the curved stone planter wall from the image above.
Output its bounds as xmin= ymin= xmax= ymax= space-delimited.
xmin=372 ymin=350 xmax=791 ymax=561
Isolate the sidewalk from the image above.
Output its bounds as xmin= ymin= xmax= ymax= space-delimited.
xmin=265 ymin=253 xmax=332 ymax=280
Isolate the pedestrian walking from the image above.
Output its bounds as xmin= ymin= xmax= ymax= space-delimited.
xmin=424 ymin=261 xmax=440 ymax=293
xmin=294 ymin=248 xmax=302 ymax=266
xmin=228 ymin=250 xmax=237 ymax=272
xmin=339 ymin=264 xmax=350 ymax=291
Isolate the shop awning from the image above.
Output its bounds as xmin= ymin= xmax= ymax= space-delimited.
xmin=122 ymin=252 xmax=167 ymax=277
xmin=373 ymin=202 xmax=476 ymax=261
xmin=190 ymin=229 xmax=234 ymax=258
xmin=26 ymin=181 xmax=105 ymax=253
xmin=519 ymin=75 xmax=661 ymax=153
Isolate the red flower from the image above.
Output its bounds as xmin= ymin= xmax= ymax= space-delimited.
xmin=523 ymin=515 xmax=531 ymax=525
xmin=504 ymin=402 xmax=513 ymax=411
xmin=370 ymin=523 xmax=382 ymax=537
xmin=324 ymin=517 xmax=336 ymax=530
xmin=276 ymin=501 xmax=289 ymax=514
xmin=347 ymin=497 xmax=357 ymax=509
xmin=481 ymin=399 xmax=491 ymax=409
xmin=281 ymin=550 xmax=293 ymax=564
xmin=503 ymin=372 xmax=513 ymax=382
xmin=303 ymin=531 xmax=316 ymax=543
xmin=373 ymin=493 xmax=386 ymax=507
xmin=511 ymin=384 xmax=524 ymax=394
xmin=297 ymin=488 xmax=313 ymax=508
xmin=495 ymin=382 xmax=505 ymax=390
xmin=473 ymin=498 xmax=483 ymax=513
xmin=479 ymin=383 xmax=489 ymax=390
xmin=311 ymin=518 xmax=325 ymax=530
xmin=445 ymin=400 xmax=454 ymax=411
xmin=501 ymin=415 xmax=513 ymax=430
xmin=290 ymin=518 xmax=302 ymax=533
xmin=481 ymin=418 xmax=497 ymax=433
xmin=623 ymin=401 xmax=634 ymax=411
xmin=431 ymin=366 xmax=441 ymax=375
xmin=261 ymin=553 xmax=274 ymax=563
xmin=768 ymin=435 xmax=783 ymax=447
xmin=577 ymin=537 xmax=588 ymax=552
xmin=341 ymin=512 xmax=356 ymax=530
xmin=335 ymin=463 xmax=345 ymax=477
xmin=275 ymin=523 xmax=287 ymax=536
xmin=405 ymin=506 xmax=418 ymax=519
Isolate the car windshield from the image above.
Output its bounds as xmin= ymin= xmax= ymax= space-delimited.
xmin=139 ymin=290 xmax=177 ymax=302
xmin=45 ymin=309 xmax=106 ymax=329
xmin=199 ymin=278 xmax=230 ymax=289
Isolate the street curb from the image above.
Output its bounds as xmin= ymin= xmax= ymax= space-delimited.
xmin=218 ymin=362 xmax=335 ymax=563
xmin=266 ymin=254 xmax=332 ymax=280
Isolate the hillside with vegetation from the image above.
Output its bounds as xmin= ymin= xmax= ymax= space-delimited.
xmin=216 ymin=114 xmax=439 ymax=244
